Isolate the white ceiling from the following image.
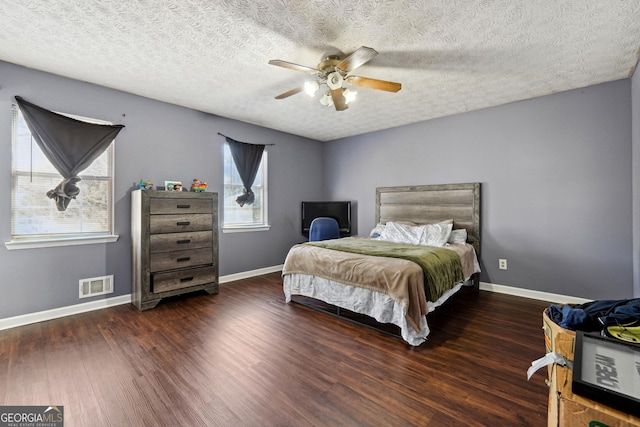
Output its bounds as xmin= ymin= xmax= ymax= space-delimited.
xmin=1 ymin=1 xmax=639 ymax=142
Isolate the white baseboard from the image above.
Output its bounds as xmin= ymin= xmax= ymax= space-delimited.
xmin=480 ymin=281 xmax=591 ymax=305
xmin=0 ymin=294 xmax=132 ymax=331
xmin=0 ymin=267 xmax=588 ymax=331
xmin=219 ymin=264 xmax=283 ymax=284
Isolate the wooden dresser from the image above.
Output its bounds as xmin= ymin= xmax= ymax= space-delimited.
xmin=131 ymin=189 xmax=219 ymax=310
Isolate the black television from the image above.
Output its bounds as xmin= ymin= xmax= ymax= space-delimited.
xmin=301 ymin=201 xmax=351 ymax=238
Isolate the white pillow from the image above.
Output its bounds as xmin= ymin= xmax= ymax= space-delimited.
xmin=378 ymin=221 xmax=424 ymax=245
xmin=448 ymin=228 xmax=468 ymax=244
xmin=419 ymin=223 xmax=453 ymax=247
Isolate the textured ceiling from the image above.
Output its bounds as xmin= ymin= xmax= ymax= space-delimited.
xmin=1 ymin=1 xmax=639 ymax=142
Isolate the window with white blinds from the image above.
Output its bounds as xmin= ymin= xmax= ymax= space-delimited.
xmin=10 ymin=105 xmax=115 ymax=241
xmin=223 ymin=142 xmax=269 ymax=231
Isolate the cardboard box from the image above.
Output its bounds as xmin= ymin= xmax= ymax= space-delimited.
xmin=542 ymin=309 xmax=640 ymax=427
xmin=543 ymin=308 xmax=576 ymax=358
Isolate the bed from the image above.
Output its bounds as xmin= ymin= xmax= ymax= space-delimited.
xmin=282 ymin=183 xmax=481 ymax=346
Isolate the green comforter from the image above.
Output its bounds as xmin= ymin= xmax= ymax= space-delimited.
xmin=306 ymin=237 xmax=464 ymax=302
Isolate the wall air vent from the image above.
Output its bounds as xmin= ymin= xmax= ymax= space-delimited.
xmin=79 ymin=275 xmax=114 ymax=299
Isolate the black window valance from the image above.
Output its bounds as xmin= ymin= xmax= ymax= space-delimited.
xmin=15 ymin=96 xmax=125 ymax=211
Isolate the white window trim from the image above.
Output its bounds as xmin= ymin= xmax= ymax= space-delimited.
xmin=5 ymin=234 xmax=119 ymax=250
xmin=222 ymin=225 xmax=271 ymax=233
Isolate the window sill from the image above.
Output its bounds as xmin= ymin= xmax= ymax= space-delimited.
xmin=222 ymin=225 xmax=271 ymax=234
xmin=5 ymin=234 xmax=119 ymax=250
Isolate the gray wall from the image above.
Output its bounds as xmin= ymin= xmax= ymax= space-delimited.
xmin=0 ymin=61 xmax=323 ymax=319
xmin=1 ymin=58 xmax=636 ymax=321
xmin=324 ymin=80 xmax=634 ymax=300
xmin=633 ymin=66 xmax=640 ymax=298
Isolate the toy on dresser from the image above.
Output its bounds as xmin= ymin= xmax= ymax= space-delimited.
xmin=190 ymin=179 xmax=208 ymax=192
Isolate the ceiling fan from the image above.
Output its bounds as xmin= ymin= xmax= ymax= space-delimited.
xmin=268 ymin=46 xmax=402 ymax=111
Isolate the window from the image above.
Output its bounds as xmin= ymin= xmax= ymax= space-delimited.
xmin=223 ymin=143 xmax=269 ymax=232
xmin=6 ymin=105 xmax=117 ymax=249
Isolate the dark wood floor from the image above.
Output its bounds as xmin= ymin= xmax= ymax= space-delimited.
xmin=0 ymin=272 xmax=551 ymax=426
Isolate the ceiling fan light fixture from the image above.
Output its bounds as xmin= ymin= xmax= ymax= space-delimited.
xmin=343 ymin=88 xmax=357 ymax=104
xmin=304 ymin=80 xmax=319 ymax=97
xmin=269 ymin=46 xmax=401 ymax=111
xmin=319 ymin=91 xmax=334 ymax=107
xmin=326 ymin=71 xmax=344 ymax=90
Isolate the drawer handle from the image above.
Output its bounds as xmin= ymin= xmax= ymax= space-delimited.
xmin=177 ymin=239 xmax=191 ymax=244
xmin=177 ymin=221 xmax=191 ymax=226
xmin=176 ymin=257 xmax=191 ymax=262
xmin=177 ymin=204 xmax=191 ymax=209
xmin=180 ymin=277 xmax=194 ymax=283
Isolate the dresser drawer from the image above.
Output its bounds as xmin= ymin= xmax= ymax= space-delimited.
xmin=150 ymin=214 xmax=212 ymax=234
xmin=150 ymin=231 xmax=213 ymax=253
xmin=152 ymin=265 xmax=218 ymax=293
xmin=150 ymin=197 xmax=213 ymax=214
xmin=150 ymin=247 xmax=213 ymax=272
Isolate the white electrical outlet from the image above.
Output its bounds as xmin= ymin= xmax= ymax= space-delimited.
xmin=499 ymin=259 xmax=507 ymax=270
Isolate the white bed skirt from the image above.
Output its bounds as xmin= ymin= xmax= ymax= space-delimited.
xmin=283 ymin=274 xmax=465 ymax=346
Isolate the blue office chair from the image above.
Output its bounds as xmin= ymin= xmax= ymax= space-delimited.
xmin=309 ymin=217 xmax=341 ymax=241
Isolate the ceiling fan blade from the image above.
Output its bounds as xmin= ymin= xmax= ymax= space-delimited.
xmin=345 ymin=75 xmax=402 ymax=92
xmin=330 ymin=88 xmax=348 ymax=111
xmin=336 ymin=46 xmax=378 ymax=72
xmin=268 ymin=59 xmax=319 ymax=75
xmin=274 ymin=86 xmax=304 ymax=99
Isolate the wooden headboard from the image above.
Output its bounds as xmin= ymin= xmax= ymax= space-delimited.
xmin=375 ymin=183 xmax=481 ymax=256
